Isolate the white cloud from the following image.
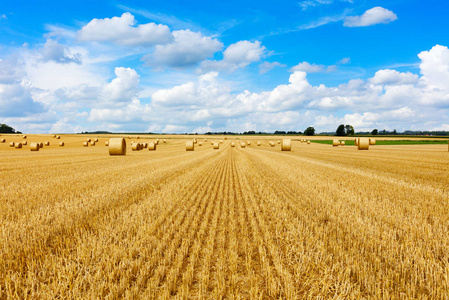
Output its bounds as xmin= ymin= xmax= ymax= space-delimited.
xmin=40 ymin=39 xmax=81 ymax=64
xmin=78 ymin=12 xmax=173 ymax=46
xmin=259 ymin=61 xmax=286 ymax=74
xmin=418 ymin=44 xmax=449 ymax=91
xmin=0 ymin=82 xmax=46 ymax=117
xmin=199 ymin=40 xmax=265 ymax=72
xmin=338 ymin=57 xmax=351 ymax=64
xmin=299 ymin=0 xmax=333 ymax=10
xmin=290 ymin=62 xmax=324 ymax=73
xmin=369 ymin=69 xmax=419 ymax=85
xmin=101 ymin=67 xmax=140 ymax=104
xmin=344 ymin=7 xmax=397 ymax=27
xmin=143 ymin=29 xmax=222 ymax=68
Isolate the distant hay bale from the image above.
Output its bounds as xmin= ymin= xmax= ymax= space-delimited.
xmin=163 ymin=139 xmax=166 ymax=143
xmin=53 ymin=135 xmax=56 ymax=138
xmin=204 ymin=139 xmax=207 ymax=142
xmin=30 ymin=143 xmax=39 ymax=151
xmin=277 ymin=140 xmax=281 ymax=144
xmin=105 ymin=141 xmax=109 ymax=146
xmin=9 ymin=142 xmax=14 ymax=147
xmin=128 ymin=136 xmax=131 ymax=139
xmin=186 ymin=141 xmax=194 ymax=151
xmin=281 ymin=139 xmax=291 ymax=151
xmin=358 ymin=138 xmax=370 ymax=150
xmin=369 ymin=138 xmax=376 ymax=145
xmin=137 ymin=136 xmax=140 ymax=139
xmin=198 ymin=141 xmax=203 ymax=146
xmin=211 ymin=141 xmax=214 ymax=145
xmin=109 ymin=138 xmax=126 ymax=155
xmin=257 ymin=141 xmax=261 ymax=146
xmin=59 ymin=142 xmax=64 ymax=147
xmin=94 ymin=138 xmax=98 ymax=142
xmin=87 ymin=138 xmax=91 ymax=142
xmin=15 ymin=143 xmax=22 ymax=149
xmin=231 ymin=142 xmax=235 ymax=147
xmin=23 ymin=135 xmax=27 ymax=139
xmin=148 ymin=142 xmax=156 ymax=150
xmin=143 ymin=142 xmax=148 ymax=148
xmin=355 ymin=139 xmax=358 ymax=146
xmin=38 ymin=143 xmax=43 ymax=148
xmin=240 ymin=142 xmax=246 ymax=148
xmin=44 ymin=141 xmax=49 ymax=146
xmin=56 ymin=136 xmax=60 ymax=139
xmin=194 ymin=139 xmax=197 ymax=144
xmin=269 ymin=141 xmax=275 ymax=147
xmin=333 ymin=139 xmax=339 ymax=147
xmin=154 ymin=140 xmax=159 ymax=145
xmin=307 ymin=140 xmax=310 ymax=144
xmin=224 ymin=137 xmax=227 ymax=140
xmin=220 ymin=140 xmax=223 ymax=143
xmin=132 ymin=143 xmax=140 ymax=151
xmin=340 ymin=141 xmax=345 ymax=146
xmin=91 ymin=141 xmax=96 ymax=146
xmin=0 ymin=138 xmax=5 ymax=143
xmin=83 ymin=142 xmax=88 ymax=147
xmin=22 ymin=141 xmax=27 ymax=146
xmin=214 ymin=141 xmax=220 ymax=149
xmin=247 ymin=141 xmax=251 ymax=145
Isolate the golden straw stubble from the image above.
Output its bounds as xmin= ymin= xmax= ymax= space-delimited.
xmin=108 ymin=138 xmax=126 ymax=155
xmin=186 ymin=141 xmax=194 ymax=151
xmin=281 ymin=139 xmax=291 ymax=151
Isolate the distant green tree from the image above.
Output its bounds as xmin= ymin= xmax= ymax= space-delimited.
xmin=345 ymin=125 xmax=355 ymax=135
xmin=304 ymin=127 xmax=315 ymax=136
xmin=371 ymin=129 xmax=378 ymax=135
xmin=0 ymin=123 xmax=17 ymax=133
xmin=336 ymin=124 xmax=346 ymax=136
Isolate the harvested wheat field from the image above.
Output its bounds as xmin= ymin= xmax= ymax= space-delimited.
xmin=1 ymin=134 xmax=449 ymax=299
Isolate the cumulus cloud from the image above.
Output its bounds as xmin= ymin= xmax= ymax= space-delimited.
xmin=78 ymin=12 xmax=172 ymax=46
xmin=289 ymin=61 xmax=336 ymax=73
xmin=199 ymin=40 xmax=265 ymax=72
xmin=344 ymin=7 xmax=397 ymax=27
xmin=40 ymin=39 xmax=81 ymax=64
xmin=102 ymin=67 xmax=140 ymax=104
xmin=0 ymin=82 xmax=46 ymax=117
xmin=299 ymin=0 xmax=333 ymax=10
xmin=418 ymin=44 xmax=449 ymax=91
xmin=369 ymin=69 xmax=419 ymax=85
xmin=143 ymin=29 xmax=222 ymax=68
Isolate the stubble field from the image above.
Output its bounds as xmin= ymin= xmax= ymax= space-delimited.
xmin=1 ymin=134 xmax=449 ymax=299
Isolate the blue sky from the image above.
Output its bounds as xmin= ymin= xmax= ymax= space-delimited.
xmin=1 ymin=0 xmax=449 ymax=133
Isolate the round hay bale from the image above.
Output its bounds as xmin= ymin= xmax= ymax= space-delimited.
xmin=56 ymin=136 xmax=60 ymax=139
xmin=83 ymin=142 xmax=89 ymax=147
xmin=23 ymin=135 xmax=27 ymax=139
xmin=257 ymin=141 xmax=261 ymax=146
xmin=270 ymin=141 xmax=275 ymax=147
xmin=307 ymin=140 xmax=310 ymax=144
xmin=91 ymin=141 xmax=96 ymax=146
xmin=22 ymin=141 xmax=27 ymax=146
xmin=44 ymin=141 xmax=49 ymax=146
xmin=105 ymin=141 xmax=109 ymax=146
xmin=9 ymin=142 xmax=14 ymax=147
xmin=132 ymin=143 xmax=140 ymax=151
xmin=231 ymin=142 xmax=235 ymax=147
xmin=358 ymin=138 xmax=370 ymax=150
xmin=369 ymin=138 xmax=376 ymax=145
xmin=148 ymin=142 xmax=156 ymax=150
xmin=211 ymin=141 xmax=214 ymax=145
xmin=198 ymin=141 xmax=203 ymax=146
xmin=340 ymin=141 xmax=345 ymax=146
xmin=277 ymin=140 xmax=281 ymax=144
xmin=163 ymin=139 xmax=166 ymax=143
xmin=38 ymin=143 xmax=43 ymax=148
xmin=109 ymin=138 xmax=126 ymax=155
xmin=137 ymin=136 xmax=140 ymax=139
xmin=333 ymin=139 xmax=339 ymax=147
xmin=94 ymin=138 xmax=99 ymax=142
xmin=30 ymin=143 xmax=39 ymax=151
xmin=213 ymin=141 xmax=220 ymax=149
xmin=220 ymin=140 xmax=223 ymax=144
xmin=154 ymin=140 xmax=159 ymax=145
xmin=186 ymin=141 xmax=194 ymax=151
xmin=87 ymin=138 xmax=91 ymax=142
xmin=240 ymin=142 xmax=246 ymax=148
xmin=59 ymin=142 xmax=64 ymax=147
xmin=193 ymin=139 xmax=197 ymax=144
xmin=281 ymin=139 xmax=291 ymax=151
xmin=0 ymin=138 xmax=5 ymax=143
xmin=224 ymin=137 xmax=227 ymax=140
xmin=143 ymin=142 xmax=148 ymax=148
xmin=53 ymin=135 xmax=56 ymax=138
xmin=204 ymin=139 xmax=207 ymax=142
xmin=355 ymin=139 xmax=358 ymax=146
xmin=15 ymin=143 xmax=22 ymax=149
xmin=247 ymin=141 xmax=251 ymax=145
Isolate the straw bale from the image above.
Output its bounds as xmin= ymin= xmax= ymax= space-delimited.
xmin=22 ymin=141 xmax=27 ymax=146
xmin=148 ymin=142 xmax=156 ymax=150
xmin=44 ymin=141 xmax=49 ymax=146
xmin=83 ymin=142 xmax=89 ymax=147
xmin=333 ymin=139 xmax=339 ymax=146
xmin=105 ymin=141 xmax=109 ymax=146
xmin=87 ymin=138 xmax=91 ymax=142
xmin=281 ymin=139 xmax=291 ymax=151
xmin=23 ymin=135 xmax=27 ymax=139
xmin=247 ymin=141 xmax=251 ymax=145
xmin=132 ymin=143 xmax=140 ymax=151
xmin=15 ymin=143 xmax=22 ymax=149
xmin=163 ymin=139 xmax=166 ymax=143
xmin=91 ymin=141 xmax=96 ymax=146
xmin=340 ymin=141 xmax=345 ymax=146
xmin=30 ymin=143 xmax=39 ymax=151
xmin=59 ymin=142 xmax=64 ymax=147
xmin=38 ymin=143 xmax=43 ymax=148
xmin=0 ymin=139 xmax=5 ymax=143
xmin=198 ymin=142 xmax=203 ymax=146
xmin=109 ymin=138 xmax=126 ymax=155
xmin=186 ymin=141 xmax=194 ymax=151
xmin=277 ymin=140 xmax=281 ymax=144
xmin=9 ymin=142 xmax=14 ymax=147
xmin=257 ymin=141 xmax=261 ymax=146
xmin=143 ymin=142 xmax=148 ymax=148
xmin=214 ymin=141 xmax=220 ymax=149
xmin=355 ymin=139 xmax=358 ymax=146
xmin=358 ymin=138 xmax=370 ymax=150
xmin=53 ymin=135 xmax=56 ymax=138
xmin=307 ymin=140 xmax=310 ymax=144
xmin=240 ymin=142 xmax=246 ymax=148
xmin=56 ymin=136 xmax=60 ymax=139
xmin=369 ymin=138 xmax=376 ymax=145
xmin=231 ymin=142 xmax=235 ymax=147
xmin=94 ymin=138 xmax=98 ymax=142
